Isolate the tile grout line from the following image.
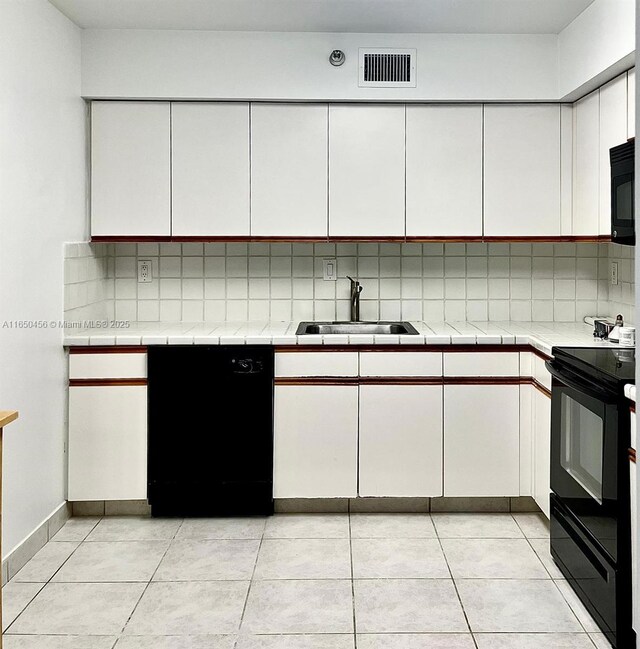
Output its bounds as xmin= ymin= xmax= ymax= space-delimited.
xmin=348 ymin=512 xmax=357 ymax=649
xmin=234 ymin=518 xmax=267 ymax=643
xmin=434 ymin=522 xmax=480 ymax=649
xmin=113 ymin=517 xmax=185 ymax=641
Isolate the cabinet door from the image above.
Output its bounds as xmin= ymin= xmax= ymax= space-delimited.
xmin=533 ymin=387 xmax=551 ymax=519
xmin=573 ymin=90 xmax=600 ymax=236
xmin=359 ymin=385 xmax=443 ymax=497
xmin=406 ymin=105 xmax=482 ymax=237
xmin=68 ymin=386 xmax=147 ymax=500
xmin=600 ymin=75 xmax=628 ymax=234
xmin=91 ymin=102 xmax=170 ymax=236
xmin=484 ymin=105 xmax=560 ymax=236
xmin=444 ymin=384 xmax=519 ymax=496
xmin=251 ymin=104 xmax=328 ymax=237
xmin=172 ymin=103 xmax=250 ymax=236
xmin=329 ymin=104 xmax=405 ymax=237
xmin=628 ymin=69 xmax=636 ymax=140
xmin=274 ymin=385 xmax=358 ymax=498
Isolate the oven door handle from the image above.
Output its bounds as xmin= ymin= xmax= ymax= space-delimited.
xmin=545 ymin=360 xmax=615 ymax=403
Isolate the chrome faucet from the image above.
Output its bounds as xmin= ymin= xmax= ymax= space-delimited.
xmin=346 ymin=276 xmax=363 ymax=322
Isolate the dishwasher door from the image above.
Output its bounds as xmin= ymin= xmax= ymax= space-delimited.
xmin=147 ymin=345 xmax=274 ymax=516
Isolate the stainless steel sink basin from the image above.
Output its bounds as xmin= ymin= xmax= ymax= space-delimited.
xmin=295 ymin=321 xmax=419 ymax=335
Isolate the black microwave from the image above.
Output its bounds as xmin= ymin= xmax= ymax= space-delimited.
xmin=610 ymin=139 xmax=634 ymax=246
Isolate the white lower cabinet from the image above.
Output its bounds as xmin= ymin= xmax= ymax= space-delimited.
xmin=359 ymin=385 xmax=443 ymax=497
xmin=68 ymin=386 xmax=147 ymax=501
xmin=533 ymin=386 xmax=552 ymax=519
xmin=444 ymin=384 xmax=520 ymax=497
xmin=273 ymin=384 xmax=358 ymax=498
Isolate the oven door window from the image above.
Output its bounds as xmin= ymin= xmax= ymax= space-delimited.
xmin=560 ymin=393 xmax=604 ymax=504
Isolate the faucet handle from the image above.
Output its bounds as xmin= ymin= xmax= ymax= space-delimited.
xmin=346 ymin=276 xmax=359 ymax=285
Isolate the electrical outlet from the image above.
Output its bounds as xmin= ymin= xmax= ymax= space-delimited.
xmin=137 ymin=259 xmax=153 ymax=283
xmin=610 ymin=261 xmax=619 ymax=286
xmin=323 ymin=258 xmax=337 ymax=281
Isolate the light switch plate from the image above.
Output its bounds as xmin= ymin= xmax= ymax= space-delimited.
xmin=323 ymin=258 xmax=337 ymax=281
xmin=610 ymin=261 xmax=619 ymax=286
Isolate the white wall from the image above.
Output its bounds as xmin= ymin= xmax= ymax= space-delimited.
xmin=0 ymin=0 xmax=86 ymax=554
xmin=81 ymin=30 xmax=558 ymax=101
xmin=558 ymin=0 xmax=635 ymax=100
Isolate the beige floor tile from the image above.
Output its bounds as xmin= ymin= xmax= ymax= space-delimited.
xmin=12 ymin=542 xmax=79 ymax=583
xmin=241 ymin=580 xmax=354 ymax=634
xmin=86 ymin=517 xmax=182 ymax=542
xmin=235 ymin=635 xmax=355 ymax=649
xmin=456 ymin=579 xmax=582 ymax=633
xmin=473 ymin=633 xmax=596 ymax=648
xmin=513 ymin=513 xmax=550 ymax=539
xmin=432 ymin=514 xmax=523 ymax=539
xmin=352 ymin=538 xmax=449 ymax=578
xmin=51 ymin=518 xmax=101 ymax=542
xmin=2 ymin=582 xmax=45 ymax=632
xmin=7 ymin=582 xmax=145 ymax=635
xmin=354 ymin=579 xmax=467 ymax=633
xmin=357 ymin=634 xmax=475 ymax=648
xmin=254 ymin=539 xmax=352 ymax=579
xmin=441 ymin=538 xmax=549 ymax=578
xmin=176 ymin=517 xmax=266 ymax=540
xmin=53 ymin=541 xmax=168 ymax=582
xmin=123 ymin=581 xmax=249 ymax=635
xmin=350 ymin=514 xmax=436 ymax=539
xmin=4 ymin=637 xmax=117 ymax=648
xmin=264 ymin=515 xmax=350 ymax=539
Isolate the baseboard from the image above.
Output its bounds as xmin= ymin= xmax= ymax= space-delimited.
xmin=2 ymin=501 xmax=71 ymax=585
xmin=275 ymin=496 xmax=541 ymax=514
xmin=70 ymin=500 xmax=151 ymax=516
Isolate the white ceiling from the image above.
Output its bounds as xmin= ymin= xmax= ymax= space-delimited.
xmin=48 ymin=0 xmax=596 ymax=34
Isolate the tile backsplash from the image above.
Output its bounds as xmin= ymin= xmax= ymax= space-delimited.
xmin=63 ymin=241 xmax=635 ymax=325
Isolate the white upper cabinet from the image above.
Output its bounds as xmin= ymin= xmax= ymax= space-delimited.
xmin=599 ymin=75 xmax=628 ymax=234
xmin=628 ymin=69 xmax=636 ymax=139
xmin=573 ymin=90 xmax=600 ymax=235
xmin=251 ymin=104 xmax=328 ymax=237
xmin=329 ymin=104 xmax=405 ymax=237
xmin=406 ymin=105 xmax=482 ymax=237
xmin=484 ymin=105 xmax=561 ymax=237
xmin=171 ymin=103 xmax=250 ymax=236
xmin=91 ymin=102 xmax=171 ymax=237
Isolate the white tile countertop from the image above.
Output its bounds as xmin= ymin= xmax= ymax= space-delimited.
xmin=63 ymin=321 xmax=622 ymax=356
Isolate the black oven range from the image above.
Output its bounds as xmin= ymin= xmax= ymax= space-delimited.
xmin=546 ymin=347 xmax=635 ymax=648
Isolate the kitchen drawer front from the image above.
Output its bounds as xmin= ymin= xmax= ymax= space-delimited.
xmin=69 ymin=353 xmax=147 ymax=379
xmin=275 ymin=352 xmax=358 ymax=377
xmin=443 ymin=352 xmax=519 ymax=377
xmin=359 ymin=352 xmax=442 ymax=377
xmin=533 ymin=354 xmax=552 ymax=390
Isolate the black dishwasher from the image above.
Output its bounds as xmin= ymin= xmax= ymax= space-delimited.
xmin=147 ymin=345 xmax=274 ymax=517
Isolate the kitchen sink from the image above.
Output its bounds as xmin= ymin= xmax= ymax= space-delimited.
xmin=295 ymin=321 xmax=419 ymax=335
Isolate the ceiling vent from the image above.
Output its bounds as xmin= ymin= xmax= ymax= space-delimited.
xmin=359 ymin=48 xmax=416 ymax=88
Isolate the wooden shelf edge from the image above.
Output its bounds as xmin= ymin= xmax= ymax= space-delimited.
xmin=90 ymin=235 xmax=612 ymax=244
xmin=0 ymin=411 xmax=18 ymax=429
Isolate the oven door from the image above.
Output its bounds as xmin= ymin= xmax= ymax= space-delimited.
xmin=548 ymin=367 xmax=619 ymax=562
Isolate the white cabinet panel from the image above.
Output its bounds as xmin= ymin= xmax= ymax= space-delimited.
xmin=519 ymin=383 xmax=533 ymax=497
xmin=484 ymin=105 xmax=560 ymax=236
xmin=172 ymin=103 xmax=250 ymax=236
xmin=274 ymin=385 xmax=358 ymax=497
xmin=560 ymin=104 xmax=574 ymax=235
xmin=443 ymin=352 xmax=519 ymax=377
xmin=359 ymin=385 xmax=443 ymax=497
xmin=533 ymin=387 xmax=552 ymax=519
xmin=329 ymin=104 xmax=405 ymax=237
xmin=91 ymin=102 xmax=170 ymax=237
xmin=359 ymin=352 xmax=442 ymax=377
xmin=251 ymin=104 xmax=328 ymax=237
xmin=628 ymin=69 xmax=636 ymax=139
xmin=406 ymin=105 xmax=482 ymax=237
xmin=444 ymin=384 xmax=520 ymax=496
xmin=532 ymin=354 xmax=552 ymax=391
xmin=573 ymin=90 xmax=600 ymax=236
xmin=275 ymin=352 xmax=359 ymax=377
xmin=69 ymin=353 xmax=147 ymax=379
xmin=599 ymin=75 xmax=628 ymax=234
xmin=69 ymin=386 xmax=147 ymax=500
